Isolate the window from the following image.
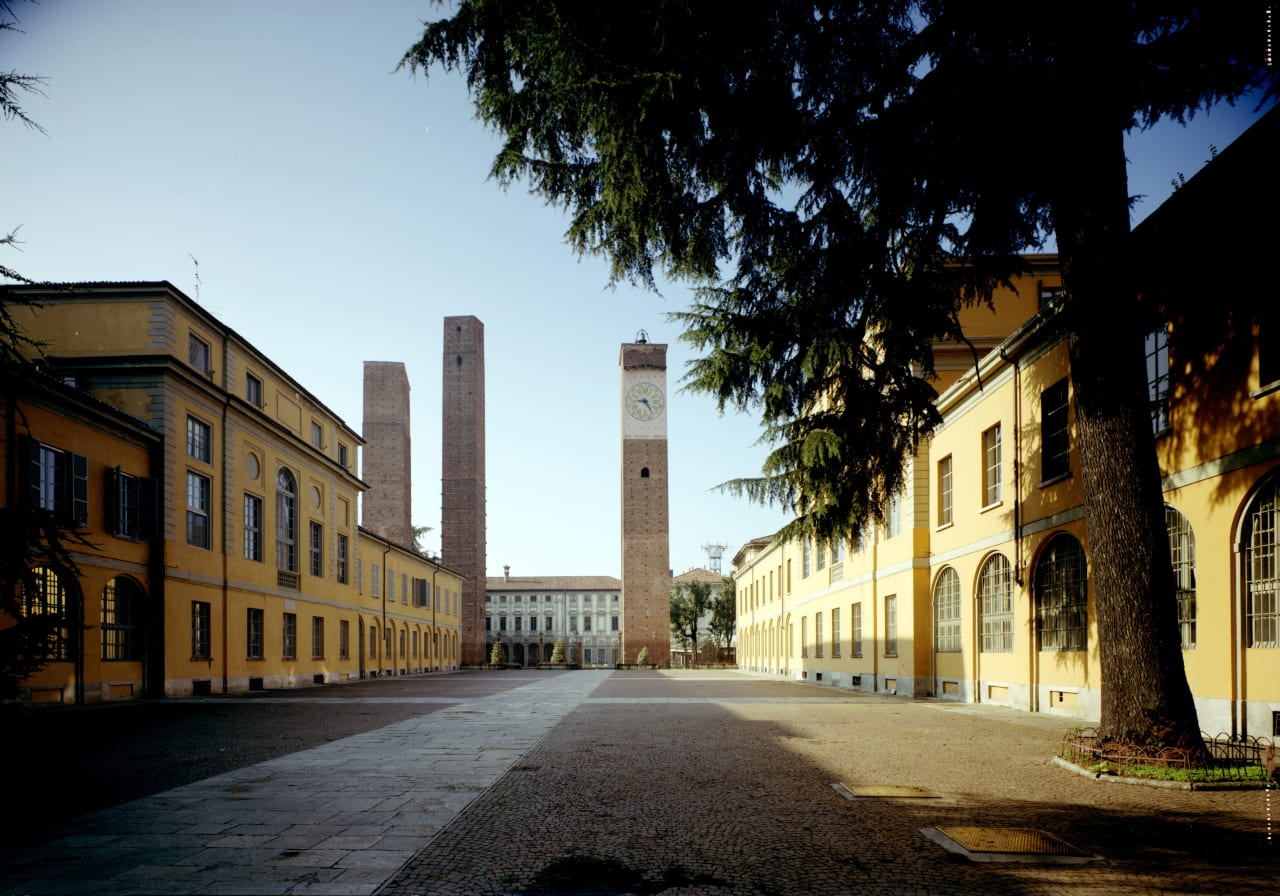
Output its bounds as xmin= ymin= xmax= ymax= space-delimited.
xmin=547 ymin=615 xmax=554 ymax=631
xmin=26 ymin=439 xmax=89 ymax=525
xmin=245 ymin=372 xmax=264 ymax=407
xmin=500 ymin=616 xmax=508 ymax=631
xmin=884 ymin=595 xmax=897 ymax=656
xmin=801 ymin=617 xmax=809 ymax=658
xmin=186 ymin=471 xmax=211 ymax=548
xmin=188 ymin=332 xmax=210 ymax=373
xmin=515 ymin=616 xmax=523 ymax=631
xmin=933 ymin=567 xmax=962 ymax=653
xmin=802 ymin=540 xmax=812 ymax=578
xmin=312 ymin=616 xmax=325 ymax=659
xmin=937 ymin=455 xmax=953 ymax=527
xmin=1146 ymin=326 xmax=1171 ymax=433
xmin=276 ymin=469 xmax=297 ymax=572
xmin=983 ymin=425 xmax=1002 ymax=506
xmin=192 ymin=601 xmax=211 ymax=659
xmin=816 ymin=543 xmax=826 ymax=571
xmin=310 ymin=421 xmax=324 ymax=449
xmin=247 ymin=608 xmax=264 ymax=659
xmin=886 ymin=490 xmax=903 ymax=538
xmin=372 ymin=562 xmax=381 ymax=597
xmin=244 ymin=494 xmax=263 ymax=561
xmin=1245 ymin=477 xmax=1279 ymax=648
xmin=384 ymin=627 xmax=391 ymax=660
xmin=611 ymin=615 xmax=619 ymax=631
xmin=852 ymin=603 xmax=862 ymax=656
xmin=829 ymin=601 xmax=839 ymax=660
xmin=399 ymin=629 xmax=406 ymax=658
xmin=583 ymin=616 xmax=592 ymax=631
xmin=978 ymin=554 xmax=1014 ymax=653
xmin=1041 ymin=378 xmax=1071 ymax=481
xmin=1035 ymin=534 xmax=1088 ymax=651
xmin=1260 ymin=308 xmax=1280 ymax=389
xmin=354 ymin=556 xmax=362 ymax=591
xmin=339 ymin=619 xmax=350 ymax=659
xmin=101 ymin=578 xmax=143 ymax=661
xmin=485 ymin=615 xmax=492 ymax=631
xmin=402 ymin=573 xmax=408 ymax=604
xmin=282 ymin=612 xmax=297 ymax=659
xmin=309 ymin=521 xmax=323 ymax=577
xmin=570 ymin=616 xmax=577 ymax=632
xmin=1039 ymin=286 xmax=1063 ymax=309
xmin=23 ymin=566 xmax=70 ymax=660
xmin=815 ymin=612 xmax=824 ymax=658
xmin=1164 ymin=506 xmax=1197 ymax=650
xmin=529 ymin=616 xmax=537 ymax=632
xmin=369 ymin=627 xmax=378 ymax=658
xmin=186 ymin=416 xmax=211 ymax=463
xmin=338 ymin=443 xmax=349 ymax=468
xmin=108 ymin=468 xmax=158 ymax=541
xmin=337 ymin=534 xmax=349 ymax=584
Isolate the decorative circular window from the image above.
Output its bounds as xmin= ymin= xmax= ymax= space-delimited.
xmin=310 ymin=485 xmax=322 ymax=509
xmin=245 ymin=453 xmax=260 ymax=481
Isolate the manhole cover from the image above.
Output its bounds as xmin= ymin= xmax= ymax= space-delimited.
xmin=935 ymin=826 xmax=1087 ymax=856
xmin=843 ymin=784 xmax=940 ymax=799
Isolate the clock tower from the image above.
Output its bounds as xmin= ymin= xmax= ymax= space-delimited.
xmin=620 ymin=334 xmax=670 ymax=667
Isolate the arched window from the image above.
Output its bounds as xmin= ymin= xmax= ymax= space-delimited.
xmin=276 ymin=468 xmax=297 ymax=572
xmin=978 ymin=554 xmax=1014 ymax=653
xmin=1165 ymin=506 xmax=1196 ymax=649
xmin=102 ymin=577 xmax=144 ymax=661
xmin=1035 ymin=534 xmax=1087 ymax=652
xmin=933 ymin=567 xmax=961 ymax=653
xmin=1245 ymin=477 xmax=1279 ymax=648
xmin=24 ymin=566 xmax=70 ymax=661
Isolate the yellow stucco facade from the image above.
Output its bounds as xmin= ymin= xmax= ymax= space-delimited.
xmin=4 ymin=282 xmax=463 ymax=699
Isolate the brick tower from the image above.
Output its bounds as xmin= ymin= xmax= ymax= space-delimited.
xmin=361 ymin=361 xmax=413 ymax=547
xmin=620 ymin=336 xmax=671 ymax=666
xmin=442 ymin=316 xmax=487 ymax=666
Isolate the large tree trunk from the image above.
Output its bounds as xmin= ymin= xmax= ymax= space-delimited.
xmin=1051 ymin=13 xmax=1207 ymax=756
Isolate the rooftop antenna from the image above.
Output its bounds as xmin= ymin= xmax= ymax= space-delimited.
xmin=702 ymin=542 xmax=728 ymax=575
xmin=189 ymin=253 xmax=201 ymax=301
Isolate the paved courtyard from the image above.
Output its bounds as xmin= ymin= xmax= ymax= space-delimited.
xmin=1 ymin=670 xmax=1275 ymax=895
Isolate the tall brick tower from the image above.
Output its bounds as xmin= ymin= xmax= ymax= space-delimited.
xmin=442 ymin=316 xmax=487 ymax=666
xmin=620 ymin=335 xmax=671 ymax=667
xmin=362 ymin=361 xmax=413 ymax=547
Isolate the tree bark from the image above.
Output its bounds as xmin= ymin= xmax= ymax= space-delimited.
xmin=1052 ymin=11 xmax=1207 ymax=756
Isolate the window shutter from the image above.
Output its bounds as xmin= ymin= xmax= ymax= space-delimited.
xmin=22 ymin=436 xmax=40 ymax=510
xmin=138 ymin=477 xmax=160 ymax=541
xmin=106 ymin=468 xmax=121 ymax=535
xmin=69 ymin=453 xmax=90 ymax=526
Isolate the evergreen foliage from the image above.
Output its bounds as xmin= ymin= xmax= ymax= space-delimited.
xmin=549 ymin=638 xmax=566 ymax=664
xmin=489 ymin=641 xmax=506 ymax=667
xmin=404 ymin=3 xmax=1276 ymax=751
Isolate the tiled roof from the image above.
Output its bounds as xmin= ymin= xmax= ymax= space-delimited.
xmin=672 ymin=567 xmax=723 ymax=584
xmin=487 ymin=575 xmax=622 ymax=592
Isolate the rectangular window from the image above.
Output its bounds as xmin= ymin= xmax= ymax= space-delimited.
xmin=937 ymin=455 xmax=953 ymax=527
xmin=1039 ymin=286 xmax=1063 ymax=309
xmin=816 ymin=543 xmax=826 ymax=571
xmin=1041 ymin=378 xmax=1071 ymax=481
xmin=547 ymin=615 xmax=554 ymax=631
xmin=338 ymin=443 xmax=349 ymax=468
xmin=831 ymin=607 xmax=841 ymax=658
xmin=529 ymin=616 xmax=537 ymax=632
xmin=983 ymin=425 xmax=1002 ymax=506
xmin=245 ymin=372 xmax=264 ymax=407
xmin=186 ymin=471 xmax=211 ymax=548
xmin=312 ymin=616 xmax=324 ymax=659
xmin=852 ymin=602 xmax=862 ymax=656
xmin=283 ymin=612 xmax=296 ymax=659
xmin=309 ymin=521 xmax=323 ymax=576
xmin=339 ymin=619 xmax=350 ymax=659
xmin=402 ymin=573 xmax=408 ymax=604
xmin=500 ymin=616 xmax=508 ymax=631
xmin=100 ymin=583 xmax=141 ymax=659
xmin=584 ymin=616 xmax=592 ymax=631
xmin=192 ymin=601 xmax=211 ymax=659
xmin=28 ymin=439 xmax=89 ymax=525
xmin=885 ymin=595 xmax=898 ymax=656
xmin=372 ymin=562 xmax=381 ymax=597
xmin=1146 ymin=326 xmax=1171 ymax=433
xmin=354 ymin=556 xmax=362 ymax=591
xmin=515 ymin=616 xmax=523 ymax=631
xmin=310 ymin=421 xmax=324 ymax=449
xmin=109 ymin=469 xmax=158 ymax=540
xmin=611 ymin=615 xmax=619 ymax=631
xmin=247 ymin=607 xmax=264 ymax=659
xmin=186 ymin=416 xmax=211 ymax=463
xmin=188 ymin=332 xmax=210 ymax=373
xmin=337 ymin=534 xmax=349 ymax=584
xmin=1260 ymin=308 xmax=1280 ymax=389
xmin=570 ymin=616 xmax=577 ymax=632
xmin=815 ymin=612 xmax=824 ymax=658
xmin=886 ymin=491 xmax=902 ymax=538
xmin=802 ymin=540 xmax=812 ymax=577
xmin=244 ymin=494 xmax=263 ymax=561
xmin=801 ymin=617 xmax=809 ymax=658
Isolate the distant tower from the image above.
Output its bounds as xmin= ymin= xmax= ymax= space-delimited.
xmin=442 ymin=317 xmax=487 ymax=667
xmin=362 ymin=361 xmax=413 ymax=547
xmin=703 ymin=543 xmax=729 ymax=575
xmin=620 ymin=332 xmax=670 ymax=667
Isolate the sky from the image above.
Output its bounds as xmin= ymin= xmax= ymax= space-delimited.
xmin=3 ymin=1 xmax=1272 ymax=579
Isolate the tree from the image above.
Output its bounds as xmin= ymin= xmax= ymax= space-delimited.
xmin=404 ymin=3 xmax=1276 ymax=753
xmin=670 ymin=579 xmax=711 ymax=667
xmin=489 ymin=640 xmax=506 ymax=667
xmin=636 ymin=646 xmax=649 ymax=666
xmin=707 ymin=577 xmax=737 ymax=654
xmin=549 ymin=637 xmax=566 ymax=664
xmin=412 ymin=525 xmax=433 ymax=555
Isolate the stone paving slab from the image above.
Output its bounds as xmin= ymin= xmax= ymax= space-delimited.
xmin=0 ymin=672 xmax=611 ymax=896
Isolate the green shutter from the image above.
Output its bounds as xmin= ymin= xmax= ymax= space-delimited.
xmin=70 ymin=453 xmax=89 ymax=526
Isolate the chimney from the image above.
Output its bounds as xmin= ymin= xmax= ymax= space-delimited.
xmin=504 ymin=565 xmax=510 ymax=583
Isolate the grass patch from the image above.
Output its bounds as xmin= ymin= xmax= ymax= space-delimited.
xmin=1091 ymin=761 xmax=1271 ymax=783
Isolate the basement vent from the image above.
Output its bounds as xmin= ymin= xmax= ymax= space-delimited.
xmin=851 ymin=675 xmax=862 ymax=687
xmin=801 ymin=670 xmax=808 ymax=679
xmin=313 ymin=674 xmax=325 ymax=685
xmin=192 ymin=680 xmax=212 ymax=697
xmin=248 ymin=677 xmax=265 ymax=691
xmin=1273 ymin=711 xmax=1280 ymax=737
xmin=815 ymin=672 xmax=823 ymax=682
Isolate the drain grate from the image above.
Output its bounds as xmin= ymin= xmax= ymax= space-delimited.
xmin=835 ymin=783 xmax=940 ymax=799
xmin=935 ymin=826 xmax=1087 ymax=856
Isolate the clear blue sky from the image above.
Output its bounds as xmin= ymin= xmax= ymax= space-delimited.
xmin=3 ymin=1 xmax=1270 ymax=578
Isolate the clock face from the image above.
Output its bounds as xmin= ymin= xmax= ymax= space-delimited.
xmin=625 ymin=381 xmax=665 ymax=421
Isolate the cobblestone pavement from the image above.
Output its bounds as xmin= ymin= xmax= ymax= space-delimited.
xmin=2 ymin=670 xmax=1276 ymax=895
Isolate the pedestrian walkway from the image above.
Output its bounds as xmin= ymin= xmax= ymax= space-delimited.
xmin=0 ymin=672 xmax=612 ymax=896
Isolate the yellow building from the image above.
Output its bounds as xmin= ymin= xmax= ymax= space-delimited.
xmin=734 ymin=109 xmax=1280 ymax=738
xmin=4 ymin=281 xmax=462 ymax=698
xmin=1 ymin=366 xmax=161 ymax=704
